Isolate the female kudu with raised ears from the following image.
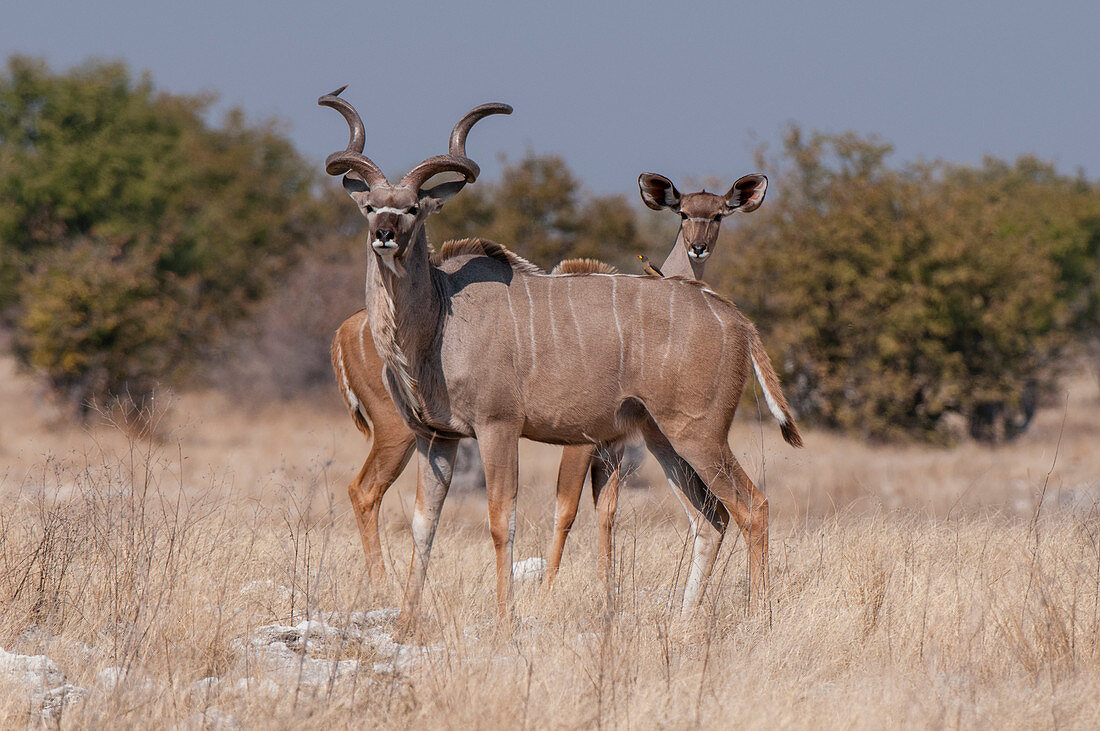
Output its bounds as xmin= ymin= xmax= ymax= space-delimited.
xmin=320 ymin=87 xmax=800 ymax=624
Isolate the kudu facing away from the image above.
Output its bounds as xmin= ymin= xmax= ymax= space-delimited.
xmin=319 ymin=87 xmax=801 ymax=623
xmin=544 ymin=172 xmax=771 ymax=584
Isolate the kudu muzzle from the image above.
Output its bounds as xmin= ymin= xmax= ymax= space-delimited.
xmin=683 ymin=220 xmax=718 ymax=262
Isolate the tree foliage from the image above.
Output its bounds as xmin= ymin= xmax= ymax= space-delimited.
xmin=430 ymin=154 xmax=651 ymax=270
xmin=4 ymin=55 xmax=1097 ymax=445
xmin=0 ymin=56 xmax=317 ymax=412
xmin=714 ymin=127 xmax=1100 ymax=442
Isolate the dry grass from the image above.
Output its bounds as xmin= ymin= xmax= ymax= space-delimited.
xmin=0 ymin=353 xmax=1098 ymax=728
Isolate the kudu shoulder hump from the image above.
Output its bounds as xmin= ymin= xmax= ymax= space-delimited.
xmin=433 ymin=237 xmax=543 ymax=275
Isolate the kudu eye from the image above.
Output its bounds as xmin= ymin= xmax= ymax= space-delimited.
xmin=364 ymin=205 xmax=375 ymax=214
xmin=679 ymin=212 xmax=687 ymax=220
xmin=408 ymin=204 xmax=419 ymax=216
xmin=713 ymin=214 xmax=722 ymax=222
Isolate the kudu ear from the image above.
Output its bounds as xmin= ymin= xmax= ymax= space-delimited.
xmin=342 ymin=174 xmax=370 ymax=197
xmin=723 ymin=174 xmax=767 ymax=214
xmin=638 ymin=173 xmax=681 ymax=211
xmin=419 ymin=179 xmax=467 ymax=204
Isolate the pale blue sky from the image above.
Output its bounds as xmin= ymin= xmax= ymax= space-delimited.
xmin=2 ymin=1 xmax=1097 ymax=193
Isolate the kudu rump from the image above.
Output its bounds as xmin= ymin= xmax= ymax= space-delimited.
xmin=319 ymin=87 xmax=801 ymax=622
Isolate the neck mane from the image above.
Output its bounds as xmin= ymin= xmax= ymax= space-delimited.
xmin=365 ymin=227 xmax=442 ymax=423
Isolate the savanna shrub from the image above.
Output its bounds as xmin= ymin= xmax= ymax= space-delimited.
xmin=0 ymin=56 xmax=317 ymax=412
xmin=714 ymin=127 xmax=1100 ymax=442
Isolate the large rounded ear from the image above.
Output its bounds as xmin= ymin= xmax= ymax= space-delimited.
xmin=723 ymin=174 xmax=767 ymax=213
xmin=638 ymin=173 xmax=681 ymax=211
xmin=418 ymin=171 xmax=467 ymax=205
xmin=419 ymin=179 xmax=466 ymax=204
xmin=342 ymin=174 xmax=370 ymax=197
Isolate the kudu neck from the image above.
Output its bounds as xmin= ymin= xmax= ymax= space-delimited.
xmin=659 ymin=226 xmax=708 ymax=281
xmin=364 ymin=228 xmax=443 ymax=361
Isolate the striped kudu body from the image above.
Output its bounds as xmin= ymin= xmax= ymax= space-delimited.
xmin=330 ymin=260 xmax=617 ymax=585
xmin=319 ymin=88 xmax=801 ymax=623
xmin=544 ymin=171 xmax=774 ymax=584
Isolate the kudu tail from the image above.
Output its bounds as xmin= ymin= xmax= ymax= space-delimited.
xmin=747 ymin=329 xmax=803 ymax=448
xmin=331 ymin=333 xmax=372 ymax=438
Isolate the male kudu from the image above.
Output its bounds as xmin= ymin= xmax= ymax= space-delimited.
xmin=320 ymin=87 xmax=801 ymax=623
xmin=330 ymin=257 xmax=619 ymax=585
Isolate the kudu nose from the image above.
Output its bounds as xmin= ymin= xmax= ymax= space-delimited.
xmin=376 ymin=228 xmax=395 ymax=242
xmin=690 ymin=243 xmax=707 ymax=257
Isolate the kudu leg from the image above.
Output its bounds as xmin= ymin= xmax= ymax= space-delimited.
xmin=477 ymin=425 xmax=521 ymax=625
xmin=545 ymin=444 xmax=595 ymax=585
xmin=640 ymin=422 xmax=729 ymax=618
xmin=591 ymin=444 xmax=624 ymax=585
xmin=724 ymin=454 xmax=769 ymax=610
xmin=348 ymin=433 xmax=416 ymax=583
xmin=670 ymin=439 xmax=768 ymax=613
xmin=398 ymin=434 xmax=459 ymax=626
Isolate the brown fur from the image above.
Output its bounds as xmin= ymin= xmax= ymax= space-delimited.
xmin=433 ymin=237 xmax=543 ymax=274
xmin=551 ymin=258 xmax=619 ymax=275
xmin=546 ymin=177 xmax=799 ymax=601
xmin=330 ymin=310 xmax=416 ymax=582
xmin=330 ymin=249 xmax=621 ymax=588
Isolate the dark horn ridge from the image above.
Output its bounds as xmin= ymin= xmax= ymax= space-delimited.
xmin=318 ymin=85 xmax=388 ymax=186
xmin=449 ymin=102 xmax=513 ymax=158
xmin=401 ymin=101 xmax=511 ymax=190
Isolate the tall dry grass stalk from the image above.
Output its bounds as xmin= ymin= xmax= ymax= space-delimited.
xmin=0 ymin=356 xmax=1097 ymax=727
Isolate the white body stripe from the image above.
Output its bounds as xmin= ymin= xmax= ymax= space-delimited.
xmin=522 ymin=278 xmax=537 ymax=363
xmin=334 ymin=342 xmax=359 ymax=413
xmin=506 ymin=288 xmax=522 ymax=365
xmin=611 ymin=278 xmax=624 ymax=389
xmin=751 ymin=354 xmax=788 ymax=425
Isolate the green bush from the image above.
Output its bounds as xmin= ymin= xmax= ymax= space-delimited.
xmin=0 ymin=56 xmax=318 ymax=413
xmin=17 ymin=241 xmax=185 ymax=410
xmin=430 ymin=153 xmax=653 ymax=270
xmin=714 ymin=127 xmax=1100 ymax=442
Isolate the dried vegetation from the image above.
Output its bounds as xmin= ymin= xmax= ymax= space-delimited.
xmin=0 ymin=355 xmax=1098 ymax=728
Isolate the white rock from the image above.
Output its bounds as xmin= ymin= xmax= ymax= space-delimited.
xmin=0 ymin=646 xmax=85 ymax=719
xmin=40 ymin=683 xmax=86 ymax=721
xmin=95 ymin=666 xmax=128 ymax=690
xmin=232 ymin=677 xmax=280 ymax=697
xmin=512 ymin=557 xmax=547 ymax=584
xmin=192 ymin=676 xmax=220 ymax=695
xmin=0 ymin=647 xmax=65 ymax=688
xmin=95 ymin=665 xmax=160 ymax=695
xmin=241 ymin=611 xmax=437 ymax=685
